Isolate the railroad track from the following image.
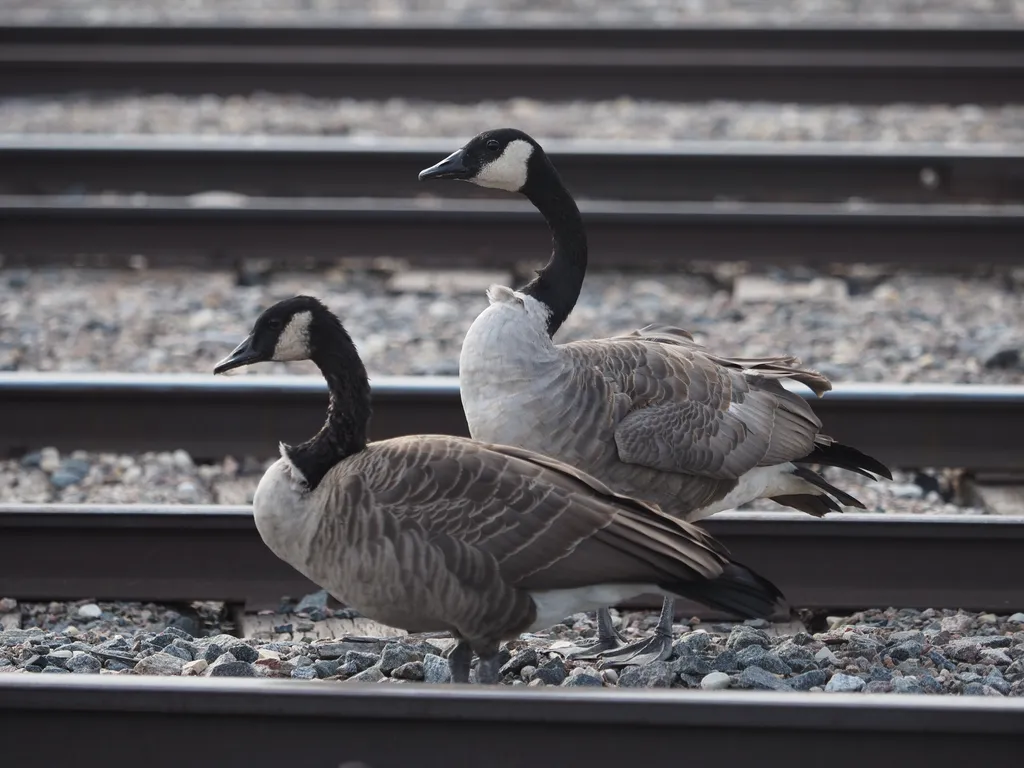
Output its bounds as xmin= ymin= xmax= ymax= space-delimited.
xmin=4 ymin=135 xmax=1024 ymax=204
xmin=2 ymin=195 xmax=1022 ymax=269
xmin=4 ymin=677 xmax=1021 ymax=766
xmin=1 ymin=373 xmax=1021 ymax=470
xmin=3 ymin=503 xmax=1021 ymax=613
xmin=2 ymin=24 xmax=1024 ymax=104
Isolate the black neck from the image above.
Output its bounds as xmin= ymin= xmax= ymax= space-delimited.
xmin=284 ymin=319 xmax=371 ymax=490
xmin=519 ymin=156 xmax=588 ymax=337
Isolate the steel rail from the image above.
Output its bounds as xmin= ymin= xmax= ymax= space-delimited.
xmin=2 ymin=24 xmax=1023 ymax=103
xmin=2 ymin=195 xmax=1022 ymax=269
xmin=1 ymin=503 xmax=1023 ymax=614
xmin=3 ymin=678 xmax=1023 ymax=766
xmin=0 ymin=374 xmax=1020 ymax=471
xmin=3 ymin=134 xmax=1023 ymax=204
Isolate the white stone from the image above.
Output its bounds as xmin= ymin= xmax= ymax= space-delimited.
xmin=700 ymin=671 xmax=732 ymax=690
xmin=814 ymin=647 xmax=840 ymax=665
xmin=77 ymin=603 xmax=102 ymax=619
xmin=39 ymin=447 xmax=60 ymax=473
xmin=825 ymin=673 xmax=865 ymax=693
xmin=182 ymin=659 xmax=208 ymax=676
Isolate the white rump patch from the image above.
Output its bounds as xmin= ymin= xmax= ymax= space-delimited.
xmin=272 ymin=310 xmax=312 ymax=362
xmin=473 ymin=139 xmax=534 ymax=192
xmin=485 ymin=284 xmax=523 ymax=305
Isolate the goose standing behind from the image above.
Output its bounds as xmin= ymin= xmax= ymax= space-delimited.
xmin=419 ymin=129 xmax=892 ymax=665
xmin=213 ymin=295 xmax=785 ymax=683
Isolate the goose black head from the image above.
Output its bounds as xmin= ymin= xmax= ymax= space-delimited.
xmin=418 ymin=128 xmax=543 ymax=194
xmin=214 ymin=295 xmax=334 ymax=374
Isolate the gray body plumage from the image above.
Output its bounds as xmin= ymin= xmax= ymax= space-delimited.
xmin=460 ymin=287 xmax=835 ymax=523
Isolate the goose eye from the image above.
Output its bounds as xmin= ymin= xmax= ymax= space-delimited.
xmin=267 ymin=318 xmax=284 ymax=331
xmin=486 ymin=139 xmax=500 ymax=151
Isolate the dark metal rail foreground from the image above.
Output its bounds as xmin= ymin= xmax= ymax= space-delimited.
xmin=2 ymin=195 xmax=1022 ymax=269
xmin=2 ymin=504 xmax=1022 ymax=613
xmin=4 ymin=135 xmax=1024 ymax=204
xmin=3 ymin=678 xmax=1022 ymax=767
xmin=2 ymin=24 xmax=1024 ymax=104
xmin=0 ymin=373 xmax=1021 ymax=471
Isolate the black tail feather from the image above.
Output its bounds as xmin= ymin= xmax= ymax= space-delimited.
xmin=667 ymin=562 xmax=785 ymax=620
xmin=791 ymin=465 xmax=867 ymax=509
xmin=800 ymin=441 xmax=893 ymax=481
xmin=770 ymin=493 xmax=841 ymax=517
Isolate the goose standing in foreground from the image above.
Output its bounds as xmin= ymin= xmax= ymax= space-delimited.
xmin=213 ymin=295 xmax=785 ymax=683
xmin=419 ymin=129 xmax=892 ymax=665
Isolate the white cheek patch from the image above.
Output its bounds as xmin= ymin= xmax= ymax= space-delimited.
xmin=272 ymin=311 xmax=313 ymax=362
xmin=473 ymin=139 xmax=534 ymax=192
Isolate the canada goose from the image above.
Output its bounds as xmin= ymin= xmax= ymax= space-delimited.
xmin=419 ymin=129 xmax=892 ymax=665
xmin=213 ymin=295 xmax=785 ymax=684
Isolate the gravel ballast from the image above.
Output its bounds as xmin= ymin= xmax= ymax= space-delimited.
xmin=0 ymin=446 xmax=981 ymax=514
xmin=3 ymin=600 xmax=1023 ymax=694
xmin=2 ymin=267 xmax=1022 ymax=386
xmin=3 ymin=97 xmax=1023 ymax=145
xmin=6 ymin=0 xmax=1024 ymax=26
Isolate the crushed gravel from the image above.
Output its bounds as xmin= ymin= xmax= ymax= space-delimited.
xmin=2 ymin=266 xmax=1022 ymax=386
xmin=0 ymin=446 xmax=984 ymax=514
xmin=4 ymin=599 xmax=1023 ymax=693
xmin=4 ymin=96 xmax=1024 ymax=146
xmin=5 ymin=0 xmax=1023 ymax=27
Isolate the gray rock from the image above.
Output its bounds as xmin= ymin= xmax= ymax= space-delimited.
xmin=1008 ymin=613 xmax=1024 ymax=624
xmin=743 ymin=618 xmax=770 ymax=629
xmin=313 ymin=660 xmax=340 ymax=678
xmin=294 ymin=589 xmax=330 ymax=614
xmin=226 ymin=642 xmax=259 ymax=664
xmin=105 ymin=660 xmax=133 ymax=672
xmin=134 ymin=652 xmax=185 ymax=676
xmin=66 ymin=652 xmax=101 ymax=674
xmin=44 ymin=651 xmax=72 ymax=668
xmin=50 ymin=470 xmax=83 ymax=489
xmin=500 ymin=648 xmax=538 ymax=676
xmin=391 ymin=661 xmax=425 ymax=681
xmin=379 ymin=642 xmax=423 ymax=675
xmin=202 ymin=644 xmax=226 ymax=664
xmin=940 ymin=614 xmax=975 ymax=634
xmin=335 ymin=661 xmax=359 ymax=677
xmin=291 ymin=665 xmax=318 ymax=680
xmin=846 ymin=633 xmax=882 ymax=658
xmin=918 ymin=674 xmax=943 ymax=693
xmin=208 ymin=660 xmax=256 ymax=677
xmin=776 ymin=643 xmax=817 ymax=673
xmin=699 ymin=671 xmax=731 ymax=690
xmin=888 ymin=641 xmax=924 ymax=662
xmin=562 ymin=673 xmax=603 ymax=687
xmin=423 ymin=654 xmax=452 ymax=684
xmin=673 ymin=653 xmax=712 ymax=677
xmin=865 ymin=680 xmax=893 ymax=693
xmin=726 ymin=626 xmax=771 ymax=651
xmin=678 ymin=631 xmax=712 ymax=653
xmin=986 ymin=675 xmax=1012 ymax=695
xmin=157 ymin=626 xmax=195 ymax=642
xmin=889 ymin=630 xmax=925 ymax=645
xmin=735 ymin=666 xmax=790 ymax=691
xmin=316 ymin=639 xmax=385 ymax=659
xmin=963 ymin=682 xmax=1004 ymax=696
xmin=981 ymin=648 xmax=1013 ymax=665
xmin=712 ymin=649 xmax=739 ymax=673
xmin=892 ymin=676 xmax=924 ymax=694
xmin=618 ymin=661 xmax=675 ymax=688
xmin=161 ymin=643 xmax=192 ymax=662
xmin=825 ymin=673 xmax=865 ymax=693
xmin=814 ymin=647 xmax=840 ymax=665
xmin=736 ymin=645 xmax=791 ymax=675
xmin=59 ymin=457 xmax=92 ymax=481
xmin=41 ymin=666 xmax=70 ymax=674
xmin=790 ymin=670 xmax=830 ymax=691
xmin=867 ymin=666 xmax=893 ymax=683
xmin=347 ymin=666 xmax=385 ymax=684
xmin=532 ymin=660 xmax=568 ymax=686
xmin=344 ymin=651 xmax=381 ymax=672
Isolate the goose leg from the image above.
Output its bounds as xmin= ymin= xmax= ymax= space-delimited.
xmin=447 ymin=640 xmax=473 ymax=684
xmin=549 ymin=607 xmax=628 ymax=659
xmin=594 ymin=598 xmax=676 ymax=669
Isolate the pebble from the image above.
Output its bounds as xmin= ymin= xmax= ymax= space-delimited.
xmin=618 ymin=662 xmax=675 ymax=688
xmin=562 ymin=672 xmax=604 ymax=687
xmin=65 ymin=651 xmax=102 ymax=674
xmin=391 ymin=661 xmax=425 ymax=681
xmin=378 ymin=642 xmax=423 ymax=675
xmin=134 ymin=652 xmax=185 ymax=676
xmin=77 ymin=604 xmax=102 ymax=620
xmin=700 ymin=671 xmax=732 ymax=690
xmin=825 ymin=673 xmax=866 ymax=693
xmin=736 ymin=666 xmax=791 ymax=691
xmin=422 ymin=654 xmax=452 ymax=685
xmin=348 ymin=666 xmax=386 ymax=684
